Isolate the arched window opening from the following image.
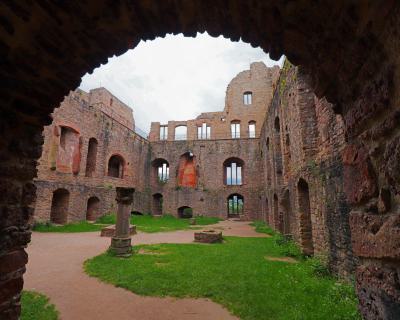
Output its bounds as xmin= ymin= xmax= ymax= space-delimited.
xmin=231 ymin=120 xmax=240 ymax=139
xmin=248 ymin=121 xmax=256 ymax=138
xmin=178 ymin=206 xmax=193 ymax=218
xmin=177 ymin=152 xmax=196 ymax=187
xmin=243 ymin=91 xmax=252 ymax=105
xmin=152 ymin=158 xmax=169 ymax=183
xmin=197 ymin=123 xmax=211 ymax=139
xmin=298 ymin=178 xmax=314 ymax=256
xmin=152 ymin=193 xmax=163 ymax=216
xmin=274 ymin=116 xmax=280 ymax=132
xmin=227 ymin=194 xmax=244 ymax=217
xmin=224 ymin=158 xmax=244 ymax=185
xmin=57 ymin=126 xmax=81 ymax=173
xmin=107 ymin=154 xmax=124 ymax=178
xmin=50 ymin=188 xmax=70 ymax=224
xmin=86 ymin=196 xmax=100 ymax=221
xmin=160 ymin=125 xmax=168 ymax=140
xmin=175 ymin=125 xmax=187 ymax=140
xmin=266 ymin=137 xmax=270 ymax=150
xmin=85 ymin=138 xmax=98 ymax=177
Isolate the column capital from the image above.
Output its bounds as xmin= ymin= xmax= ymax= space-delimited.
xmin=115 ymin=187 xmax=135 ymax=205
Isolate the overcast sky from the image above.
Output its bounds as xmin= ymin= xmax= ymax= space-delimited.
xmin=79 ymin=32 xmax=283 ymax=133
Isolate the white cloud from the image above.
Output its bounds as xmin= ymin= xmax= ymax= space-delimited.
xmin=79 ymin=32 xmax=283 ymax=133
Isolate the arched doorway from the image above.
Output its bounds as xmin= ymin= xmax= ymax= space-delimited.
xmin=152 ymin=193 xmax=163 ymax=216
xmin=281 ymin=189 xmax=291 ymax=235
xmin=85 ymin=138 xmax=98 ymax=177
xmin=50 ymin=189 xmax=70 ymax=224
xmin=273 ymin=194 xmax=281 ymax=231
xmin=298 ymin=178 xmax=314 ymax=256
xmin=107 ymin=154 xmax=125 ymax=178
xmin=86 ymin=196 xmax=100 ymax=221
xmin=227 ymin=194 xmax=244 ymax=218
xmin=178 ymin=206 xmax=193 ymax=218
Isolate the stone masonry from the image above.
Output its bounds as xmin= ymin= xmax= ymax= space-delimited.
xmin=1 ymin=2 xmax=400 ymax=318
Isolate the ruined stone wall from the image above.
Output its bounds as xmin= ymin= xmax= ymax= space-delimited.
xmin=149 ymin=63 xmax=280 ymax=141
xmin=34 ymin=88 xmax=150 ymax=223
xmin=259 ymin=61 xmax=356 ymax=278
xmin=150 ymin=138 xmax=263 ymax=219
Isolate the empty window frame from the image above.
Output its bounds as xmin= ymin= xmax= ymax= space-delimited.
xmin=231 ymin=121 xmax=240 ymax=139
xmin=243 ymin=91 xmax=252 ymax=105
xmin=175 ymin=125 xmax=187 ymax=140
xmin=197 ymin=123 xmax=211 ymax=139
xmin=157 ymin=162 xmax=169 ymax=182
xmin=160 ymin=126 xmax=168 ymax=140
xmin=248 ymin=121 xmax=256 ymax=138
xmin=225 ymin=161 xmax=243 ymax=185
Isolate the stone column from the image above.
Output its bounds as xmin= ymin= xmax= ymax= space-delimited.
xmin=110 ymin=187 xmax=134 ymax=257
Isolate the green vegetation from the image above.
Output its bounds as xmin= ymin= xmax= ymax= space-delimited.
xmin=33 ymin=221 xmax=105 ymax=233
xmin=85 ymin=221 xmax=360 ymax=320
xmin=21 ymin=291 xmax=58 ymax=320
xmin=97 ymin=214 xmax=221 ymax=233
xmin=33 ymin=214 xmax=221 ymax=233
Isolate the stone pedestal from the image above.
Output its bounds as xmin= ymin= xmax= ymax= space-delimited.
xmin=194 ymin=230 xmax=223 ymax=243
xmin=109 ymin=187 xmax=135 ymax=257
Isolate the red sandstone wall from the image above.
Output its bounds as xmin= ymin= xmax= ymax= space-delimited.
xmin=149 ymin=139 xmax=263 ymax=220
xmin=259 ymin=61 xmax=355 ymax=278
xmin=34 ymin=89 xmax=150 ymax=222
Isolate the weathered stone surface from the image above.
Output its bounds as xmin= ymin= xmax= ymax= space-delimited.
xmin=194 ymin=230 xmax=223 ymax=243
xmin=342 ymin=144 xmax=378 ymax=205
xmin=350 ymin=211 xmax=400 ymax=259
xmin=356 ymin=265 xmax=400 ymax=320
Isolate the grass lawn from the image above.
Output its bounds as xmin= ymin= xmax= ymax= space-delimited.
xmin=33 ymin=214 xmax=221 ymax=233
xmin=85 ymin=222 xmax=360 ymax=320
xmin=96 ymin=214 xmax=221 ymax=233
xmin=21 ymin=291 xmax=58 ymax=320
xmin=32 ymin=221 xmax=105 ymax=233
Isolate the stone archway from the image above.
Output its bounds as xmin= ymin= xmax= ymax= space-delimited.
xmin=0 ymin=2 xmax=399 ymax=319
xmin=152 ymin=193 xmax=163 ymax=216
xmin=297 ymin=178 xmax=314 ymax=256
xmin=50 ymin=189 xmax=70 ymax=225
xmin=86 ymin=196 xmax=100 ymax=221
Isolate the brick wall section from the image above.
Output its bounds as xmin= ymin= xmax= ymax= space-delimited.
xmin=259 ymin=61 xmax=356 ymax=278
xmin=149 ymin=63 xmax=280 ymax=141
xmin=150 ymin=138 xmax=263 ymax=220
xmin=34 ymin=88 xmax=150 ymax=223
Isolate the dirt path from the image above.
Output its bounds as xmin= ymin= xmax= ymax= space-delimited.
xmin=25 ymin=220 xmax=266 ymax=320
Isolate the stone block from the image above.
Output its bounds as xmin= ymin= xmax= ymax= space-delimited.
xmin=194 ymin=230 xmax=223 ymax=243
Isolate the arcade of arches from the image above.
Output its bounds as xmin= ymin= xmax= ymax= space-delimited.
xmin=1 ymin=2 xmax=400 ymax=319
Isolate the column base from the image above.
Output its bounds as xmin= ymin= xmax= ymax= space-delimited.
xmin=110 ymin=236 xmax=132 ymax=257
